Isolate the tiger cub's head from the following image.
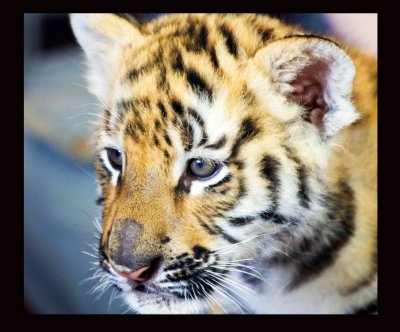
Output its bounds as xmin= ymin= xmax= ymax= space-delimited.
xmin=71 ymin=14 xmax=358 ymax=313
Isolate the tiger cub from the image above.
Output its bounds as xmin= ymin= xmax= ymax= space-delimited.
xmin=71 ymin=13 xmax=377 ymax=314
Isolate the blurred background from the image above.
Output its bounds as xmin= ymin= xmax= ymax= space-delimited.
xmin=24 ymin=13 xmax=377 ymax=314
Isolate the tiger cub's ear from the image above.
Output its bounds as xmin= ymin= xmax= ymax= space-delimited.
xmin=70 ymin=14 xmax=146 ymax=100
xmin=252 ymin=35 xmax=359 ymax=139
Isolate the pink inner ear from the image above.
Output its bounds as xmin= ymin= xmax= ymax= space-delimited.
xmin=289 ymin=60 xmax=329 ymax=129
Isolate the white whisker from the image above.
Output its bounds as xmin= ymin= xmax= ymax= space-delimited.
xmin=82 ymin=250 xmax=98 ymax=258
xmin=201 ymin=278 xmax=246 ymax=314
xmin=213 ymin=266 xmax=271 ymax=285
xmin=213 ymin=229 xmax=279 ymax=254
xmin=108 ymin=287 xmax=116 ymax=310
xmin=206 ymin=270 xmax=257 ymax=297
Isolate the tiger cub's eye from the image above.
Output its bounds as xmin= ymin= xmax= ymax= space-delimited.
xmin=106 ymin=148 xmax=123 ymax=171
xmin=188 ymin=159 xmax=220 ymax=179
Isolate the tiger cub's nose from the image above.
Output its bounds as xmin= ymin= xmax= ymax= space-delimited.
xmin=108 ymin=219 xmax=162 ymax=282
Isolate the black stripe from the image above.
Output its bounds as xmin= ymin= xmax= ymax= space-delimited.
xmin=199 ymin=219 xmax=218 ymax=235
xmin=199 ymin=136 xmax=208 ymax=146
xmin=124 ymin=122 xmax=138 ymax=141
xmin=122 ymin=105 xmax=145 ymax=137
xmin=126 ymin=67 xmax=144 ymax=81
xmin=209 ymin=47 xmax=219 ymax=69
xmin=188 ymin=107 xmax=205 ymax=129
xmin=164 ymin=261 xmax=186 ymax=272
xmin=185 ymin=123 xmax=194 ymax=151
xmin=187 ymin=21 xmax=196 ymax=37
xmin=219 ymin=24 xmax=238 ymax=57
xmin=136 ymin=119 xmax=145 ymax=134
xmin=259 ymin=210 xmax=288 ymax=224
xmin=171 ymin=100 xmax=184 ymax=116
xmin=188 ymin=107 xmax=208 ymax=146
xmin=117 ymin=99 xmax=133 ymax=112
xmin=238 ymin=117 xmax=261 ymax=141
xmin=176 ymin=252 xmax=189 ymax=260
xmin=172 ymin=51 xmax=185 ymax=73
xmin=164 ymin=131 xmax=172 ymax=146
xmin=126 ymin=64 xmax=151 ymax=81
xmin=230 ymin=117 xmax=261 ymax=159
xmin=153 ymin=134 xmax=160 ymax=148
xmin=103 ymin=108 xmax=112 ymax=131
xmin=260 ymin=156 xmax=280 ymax=183
xmin=212 ymin=224 xmax=238 ymax=244
xmin=297 ymin=165 xmax=310 ymax=209
xmin=126 ymin=47 xmax=165 ymax=82
xmin=197 ymin=214 xmax=238 ymax=244
xmin=229 ymin=216 xmax=255 ymax=226
xmin=260 ymin=155 xmax=281 ymax=208
xmin=283 ymin=145 xmax=310 ymax=210
xmin=187 ymin=69 xmax=213 ymax=101
xmin=170 ymin=276 xmax=215 ymax=299
xmin=204 ymin=136 xmax=227 ymax=150
xmin=352 ymin=299 xmax=377 ymax=314
xmin=182 ymin=120 xmax=194 ymax=152
xmin=184 ymin=22 xmax=209 ymax=53
xmin=157 ymin=65 xmax=168 ymax=90
xmin=198 ymin=25 xmax=208 ymax=50
xmin=154 ymin=119 xmax=162 ymax=130
xmin=158 ymin=102 xmax=168 ymax=119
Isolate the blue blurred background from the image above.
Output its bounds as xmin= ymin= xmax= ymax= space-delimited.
xmin=23 ymin=13 xmax=377 ymax=314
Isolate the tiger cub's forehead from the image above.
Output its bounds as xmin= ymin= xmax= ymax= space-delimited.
xmin=95 ymin=13 xmax=295 ymax=164
xmin=105 ymin=42 xmax=264 ymax=153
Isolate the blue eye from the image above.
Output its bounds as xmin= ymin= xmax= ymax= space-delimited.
xmin=188 ymin=159 xmax=220 ymax=179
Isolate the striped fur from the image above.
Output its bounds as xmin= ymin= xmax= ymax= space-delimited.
xmin=71 ymin=13 xmax=377 ymax=314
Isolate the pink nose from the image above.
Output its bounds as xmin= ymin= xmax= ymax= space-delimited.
xmin=116 ymin=265 xmax=150 ymax=282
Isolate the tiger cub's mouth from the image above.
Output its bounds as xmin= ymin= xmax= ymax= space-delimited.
xmin=98 ymin=245 xmax=224 ymax=303
xmin=99 ymin=257 xmax=179 ymax=301
xmin=125 ymin=279 xmax=178 ymax=299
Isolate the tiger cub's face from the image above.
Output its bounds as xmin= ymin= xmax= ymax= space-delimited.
xmin=71 ymin=14 xmax=358 ymax=313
